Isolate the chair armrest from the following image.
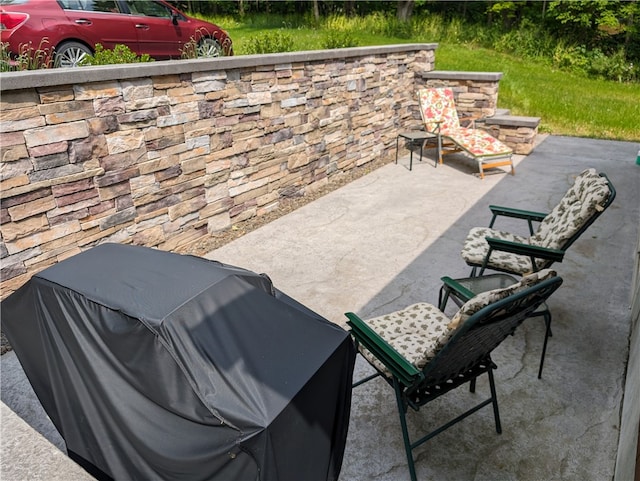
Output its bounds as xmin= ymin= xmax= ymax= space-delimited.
xmin=486 ymin=237 xmax=565 ymax=263
xmin=438 ymin=276 xmax=475 ymax=311
xmin=489 ymin=205 xmax=548 ymax=221
xmin=459 ymin=115 xmax=481 ymax=128
xmin=345 ymin=312 xmax=421 ymax=385
xmin=488 ymin=205 xmax=548 ymax=234
xmin=426 ymin=120 xmax=444 ymax=134
xmin=440 ymin=276 xmax=475 ymax=303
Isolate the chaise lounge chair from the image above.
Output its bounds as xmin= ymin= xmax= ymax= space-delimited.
xmin=417 ymin=87 xmax=514 ymax=179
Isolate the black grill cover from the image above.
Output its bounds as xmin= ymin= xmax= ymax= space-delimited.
xmin=2 ymin=243 xmax=356 ymax=480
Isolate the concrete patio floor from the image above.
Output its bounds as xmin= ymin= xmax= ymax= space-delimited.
xmin=2 ymin=134 xmax=639 ymax=480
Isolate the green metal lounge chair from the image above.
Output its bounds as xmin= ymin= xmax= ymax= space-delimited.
xmin=454 ymin=169 xmax=613 ymax=379
xmin=438 ymin=273 xmax=553 ymax=378
xmin=460 ymin=168 xmax=616 ymax=276
xmin=346 ymin=270 xmax=563 ymax=481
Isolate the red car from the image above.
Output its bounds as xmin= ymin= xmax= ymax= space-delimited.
xmin=0 ymin=0 xmax=233 ymax=67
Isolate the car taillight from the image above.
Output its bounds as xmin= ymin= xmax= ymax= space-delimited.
xmin=0 ymin=12 xmax=29 ymax=31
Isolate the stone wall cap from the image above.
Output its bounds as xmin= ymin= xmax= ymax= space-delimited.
xmin=0 ymin=44 xmax=438 ymax=91
xmin=421 ymin=70 xmax=503 ymax=81
xmin=485 ymin=115 xmax=541 ymax=127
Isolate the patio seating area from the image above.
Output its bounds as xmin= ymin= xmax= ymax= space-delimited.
xmin=1 ymin=134 xmax=639 ymax=480
xmin=205 ymin=134 xmax=639 ymax=481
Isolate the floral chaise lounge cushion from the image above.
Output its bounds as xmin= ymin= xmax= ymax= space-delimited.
xmin=417 ymin=87 xmax=512 ymax=158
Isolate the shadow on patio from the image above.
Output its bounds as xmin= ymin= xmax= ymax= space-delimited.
xmin=207 ymin=134 xmax=639 ymax=481
xmin=1 ymin=135 xmax=638 ymax=480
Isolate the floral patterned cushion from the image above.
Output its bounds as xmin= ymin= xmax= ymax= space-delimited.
xmin=461 ymin=169 xmax=611 ymax=272
xmin=417 ymin=87 xmax=512 ymax=158
xmin=418 ymin=87 xmax=460 ymax=133
xmin=448 ymin=269 xmax=557 ymax=329
xmin=358 ymin=303 xmax=453 ymax=377
xmin=442 ymin=127 xmax=512 ymax=158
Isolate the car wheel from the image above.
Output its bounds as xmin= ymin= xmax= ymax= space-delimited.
xmin=197 ymin=38 xmax=223 ymax=58
xmin=54 ymin=42 xmax=92 ymax=68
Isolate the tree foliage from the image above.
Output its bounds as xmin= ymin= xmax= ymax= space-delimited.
xmin=546 ymin=1 xmax=638 ymax=45
xmin=172 ymin=0 xmax=639 ymax=76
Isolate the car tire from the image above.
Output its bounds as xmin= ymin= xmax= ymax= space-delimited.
xmin=197 ymin=38 xmax=223 ymax=58
xmin=54 ymin=41 xmax=92 ymax=68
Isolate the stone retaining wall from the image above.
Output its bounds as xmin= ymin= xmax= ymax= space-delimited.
xmin=0 ymin=46 xmax=538 ymax=299
xmin=1 ymin=45 xmax=439 ymax=298
xmin=420 ymin=70 xmax=503 ymax=118
xmin=482 ymin=115 xmax=540 ymax=155
xmin=420 ymin=71 xmax=540 ymax=154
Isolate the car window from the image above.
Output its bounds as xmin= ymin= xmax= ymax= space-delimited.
xmin=126 ymin=1 xmax=173 ymax=18
xmin=58 ymin=0 xmax=120 ymax=13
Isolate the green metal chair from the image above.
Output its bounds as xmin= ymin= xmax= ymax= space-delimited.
xmin=461 ymin=169 xmax=616 ymax=277
xmin=346 ymin=270 xmax=563 ymax=481
xmin=438 ymin=273 xmax=553 ymax=378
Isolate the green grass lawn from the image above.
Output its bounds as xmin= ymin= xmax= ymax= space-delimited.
xmin=215 ymin=17 xmax=640 ymax=142
xmin=434 ymin=44 xmax=640 ymax=141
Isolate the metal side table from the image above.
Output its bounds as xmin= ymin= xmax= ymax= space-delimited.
xmin=395 ymin=131 xmax=437 ymax=171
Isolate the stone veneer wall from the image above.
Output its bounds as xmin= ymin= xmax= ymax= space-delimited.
xmin=420 ymin=70 xmax=503 ymax=118
xmin=1 ymin=45 xmax=442 ymax=298
xmin=420 ymin=70 xmax=540 ymax=154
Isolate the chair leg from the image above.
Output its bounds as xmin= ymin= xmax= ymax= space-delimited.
xmin=438 ymin=285 xmax=451 ymax=311
xmin=395 ymin=136 xmax=399 ymax=165
xmin=353 ymin=372 xmax=382 ymax=388
xmin=393 ymin=377 xmax=418 ymax=481
xmin=478 ymin=249 xmax=493 ymax=276
xmin=488 ymin=368 xmax=502 ymax=434
xmin=537 ymin=311 xmax=552 ymax=379
xmin=391 ymin=370 xmax=502 ymax=481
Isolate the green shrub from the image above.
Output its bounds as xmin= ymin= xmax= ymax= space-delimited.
xmin=492 ymin=20 xmax=555 ymax=62
xmin=552 ymin=43 xmax=590 ymax=73
xmin=244 ymin=31 xmax=294 ymax=54
xmin=322 ymin=31 xmax=358 ymax=49
xmin=321 ymin=12 xmax=415 ymax=39
xmin=406 ymin=14 xmax=475 ymax=45
xmin=587 ymin=48 xmax=638 ymax=83
xmin=81 ymin=44 xmax=153 ymax=66
xmin=382 ymin=18 xmax=414 ymax=39
xmin=1 ymin=42 xmax=15 ymax=72
xmin=180 ymin=38 xmax=199 ymax=60
xmin=321 ymin=14 xmax=352 ymax=32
